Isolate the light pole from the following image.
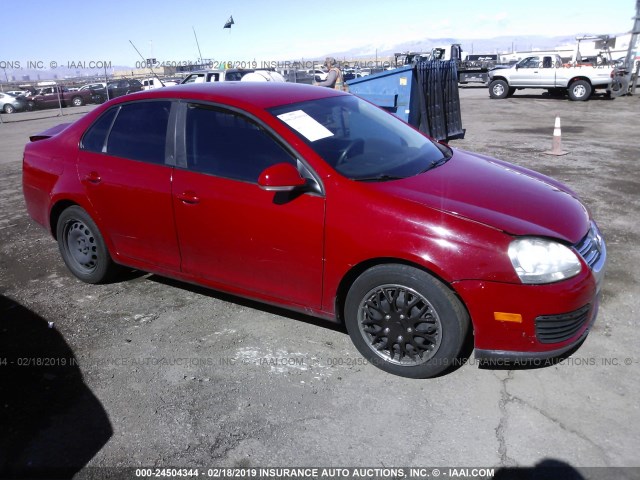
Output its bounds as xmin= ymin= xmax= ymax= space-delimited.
xmin=1 ymin=67 xmax=8 ymax=92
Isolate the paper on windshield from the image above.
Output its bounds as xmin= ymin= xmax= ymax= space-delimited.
xmin=277 ymin=110 xmax=333 ymax=142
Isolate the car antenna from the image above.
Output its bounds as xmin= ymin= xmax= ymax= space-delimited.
xmin=193 ymin=27 xmax=204 ymax=67
xmin=129 ymin=40 xmax=165 ymax=87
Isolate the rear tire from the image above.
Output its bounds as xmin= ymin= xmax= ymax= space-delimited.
xmin=57 ymin=206 xmax=119 ymax=284
xmin=71 ymin=96 xmax=84 ymax=107
xmin=3 ymin=104 xmax=15 ymax=114
xmin=344 ymin=264 xmax=470 ymax=378
xmin=568 ymin=80 xmax=592 ymax=101
xmin=489 ymin=79 xmax=509 ymax=99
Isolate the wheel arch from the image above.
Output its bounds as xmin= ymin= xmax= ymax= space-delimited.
xmin=49 ymin=199 xmax=80 ymax=239
xmin=49 ymin=198 xmax=104 ymax=243
xmin=333 ymin=257 xmax=469 ymax=326
xmin=568 ymin=76 xmax=592 ymax=87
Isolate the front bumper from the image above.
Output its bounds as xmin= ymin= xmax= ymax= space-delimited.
xmin=454 ymin=222 xmax=606 ymax=361
xmin=474 ymin=295 xmax=599 ymax=361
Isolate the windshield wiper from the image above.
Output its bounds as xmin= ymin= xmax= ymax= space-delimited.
xmin=421 ymin=156 xmax=449 ymax=173
xmin=352 ymin=174 xmax=407 ymax=182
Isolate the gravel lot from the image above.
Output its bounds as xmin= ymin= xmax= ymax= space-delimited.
xmin=1 ymin=88 xmax=639 ymax=479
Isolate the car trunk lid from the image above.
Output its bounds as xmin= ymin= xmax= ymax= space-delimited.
xmin=29 ymin=123 xmax=72 ymax=142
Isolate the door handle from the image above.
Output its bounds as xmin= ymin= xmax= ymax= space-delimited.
xmin=84 ymin=171 xmax=101 ymax=184
xmin=177 ymin=191 xmax=200 ymax=205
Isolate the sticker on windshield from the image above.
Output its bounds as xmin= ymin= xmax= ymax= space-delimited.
xmin=277 ymin=110 xmax=333 ymax=142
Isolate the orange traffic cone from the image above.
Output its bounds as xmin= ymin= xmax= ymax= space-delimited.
xmin=544 ymin=116 xmax=568 ymax=156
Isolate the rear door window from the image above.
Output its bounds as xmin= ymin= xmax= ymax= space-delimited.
xmin=106 ymin=101 xmax=171 ymax=164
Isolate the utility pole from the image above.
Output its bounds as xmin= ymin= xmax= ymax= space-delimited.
xmin=624 ymin=0 xmax=640 ymax=94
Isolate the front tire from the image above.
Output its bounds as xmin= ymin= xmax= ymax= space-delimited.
xmin=3 ymin=104 xmax=15 ymax=114
xmin=489 ymin=79 xmax=510 ymax=99
xmin=57 ymin=206 xmax=118 ymax=284
xmin=345 ymin=264 xmax=470 ymax=378
xmin=568 ymin=80 xmax=592 ymax=101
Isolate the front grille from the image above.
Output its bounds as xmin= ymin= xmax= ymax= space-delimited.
xmin=574 ymin=222 xmax=603 ymax=269
xmin=535 ymin=305 xmax=591 ymax=344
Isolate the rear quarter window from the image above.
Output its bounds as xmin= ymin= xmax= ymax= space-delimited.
xmin=81 ymin=108 xmax=118 ymax=153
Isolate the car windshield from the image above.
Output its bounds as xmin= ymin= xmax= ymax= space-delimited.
xmin=269 ymin=95 xmax=450 ymax=181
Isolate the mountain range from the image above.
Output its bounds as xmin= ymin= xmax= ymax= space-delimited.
xmin=3 ymin=33 xmax=630 ymax=83
xmin=323 ymin=34 xmax=622 ymax=59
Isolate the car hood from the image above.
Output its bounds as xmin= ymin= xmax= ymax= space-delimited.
xmin=375 ymin=149 xmax=590 ymax=244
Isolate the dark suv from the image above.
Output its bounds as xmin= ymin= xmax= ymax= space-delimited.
xmin=93 ymin=79 xmax=143 ymax=102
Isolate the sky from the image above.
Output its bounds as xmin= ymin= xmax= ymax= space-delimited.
xmin=0 ymin=0 xmax=635 ymax=68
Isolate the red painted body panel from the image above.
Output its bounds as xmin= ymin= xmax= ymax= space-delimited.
xmin=375 ymin=150 xmax=590 ymax=243
xmin=454 ymin=268 xmax=596 ymax=352
xmin=319 ymin=174 xmax=520 ymax=314
xmin=76 ymin=152 xmax=180 ymax=271
xmin=171 ymin=169 xmax=325 ymax=308
xmin=21 ymin=82 xmax=604 ymax=358
xmin=23 ymin=155 xmax=59 ymax=228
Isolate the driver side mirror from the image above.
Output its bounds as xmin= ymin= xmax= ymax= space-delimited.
xmin=258 ymin=163 xmax=306 ymax=192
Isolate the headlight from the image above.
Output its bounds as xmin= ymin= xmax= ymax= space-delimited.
xmin=508 ymin=238 xmax=582 ymax=284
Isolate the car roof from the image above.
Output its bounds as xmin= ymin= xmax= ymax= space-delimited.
xmin=111 ymin=82 xmax=345 ymax=110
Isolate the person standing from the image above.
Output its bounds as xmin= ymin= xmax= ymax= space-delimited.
xmin=315 ymin=57 xmax=344 ymax=90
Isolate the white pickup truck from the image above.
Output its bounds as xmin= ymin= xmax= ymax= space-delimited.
xmin=488 ymin=54 xmax=614 ymax=101
xmin=180 ymin=69 xmax=285 ymax=84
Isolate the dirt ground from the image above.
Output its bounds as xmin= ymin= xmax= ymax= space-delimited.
xmin=0 ymin=88 xmax=639 ymax=479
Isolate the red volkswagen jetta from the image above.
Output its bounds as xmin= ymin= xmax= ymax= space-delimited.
xmin=22 ymin=82 xmax=606 ymax=378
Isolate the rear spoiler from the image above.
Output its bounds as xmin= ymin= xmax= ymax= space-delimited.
xmin=29 ymin=123 xmax=72 ymax=142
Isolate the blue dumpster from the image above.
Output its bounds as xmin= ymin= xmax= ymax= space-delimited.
xmin=346 ymin=61 xmax=464 ymax=141
xmin=346 ymin=66 xmax=416 ymax=124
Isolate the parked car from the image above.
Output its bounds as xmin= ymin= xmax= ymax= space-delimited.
xmin=87 ymin=79 xmax=143 ymax=103
xmin=343 ymin=69 xmax=357 ymax=82
xmin=78 ymin=83 xmax=109 ymax=104
xmin=488 ymin=54 xmax=614 ymax=101
xmin=6 ymin=90 xmax=29 ymax=98
xmin=111 ymin=79 xmax=143 ymax=97
xmin=79 ymin=83 xmax=106 ymax=91
xmin=180 ymin=69 xmax=285 ymax=84
xmin=141 ymin=77 xmax=178 ymax=90
xmin=0 ymin=92 xmax=28 ymax=113
xmin=305 ymin=68 xmax=328 ymax=82
xmin=22 ymin=83 xmax=606 ymax=378
xmin=29 ymin=85 xmax=94 ymax=109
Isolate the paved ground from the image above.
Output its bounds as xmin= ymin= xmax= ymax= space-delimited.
xmin=0 ymin=89 xmax=639 ymax=479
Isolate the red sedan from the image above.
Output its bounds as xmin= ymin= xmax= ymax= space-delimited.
xmin=22 ymin=82 xmax=606 ymax=378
